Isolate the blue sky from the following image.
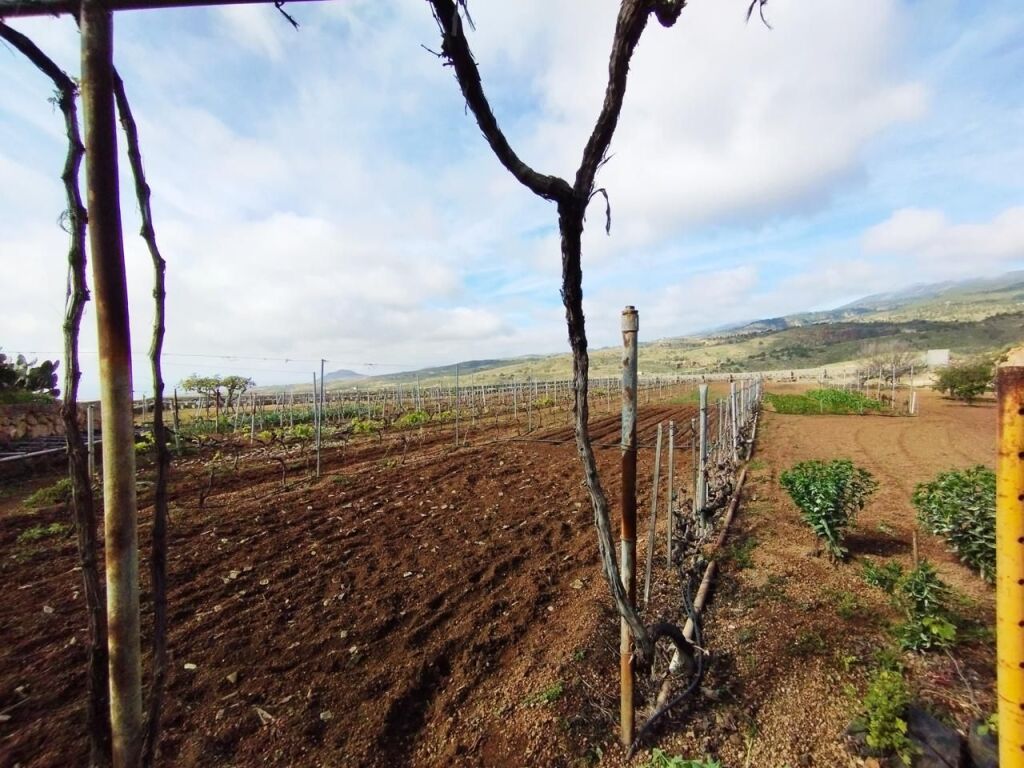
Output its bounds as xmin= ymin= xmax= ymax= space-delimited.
xmin=1 ymin=0 xmax=1022 ymax=398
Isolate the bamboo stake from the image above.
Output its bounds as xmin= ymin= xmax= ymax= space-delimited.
xmin=643 ymin=422 xmax=663 ymax=607
xmin=619 ymin=306 xmax=639 ymax=746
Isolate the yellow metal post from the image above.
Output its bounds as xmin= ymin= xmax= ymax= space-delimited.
xmin=997 ymin=348 xmax=1024 ymax=766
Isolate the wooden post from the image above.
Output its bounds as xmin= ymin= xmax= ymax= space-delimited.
xmin=666 ymin=420 xmax=675 ymax=569
xmin=643 ymin=422 xmax=663 ymax=607
xmin=730 ymin=381 xmax=739 ymax=463
xmin=696 ymin=384 xmax=708 ymax=512
xmin=172 ymin=389 xmax=181 ymax=456
xmin=81 ymin=1 xmax=142 ymax=762
xmin=619 ymin=305 xmax=639 ymax=747
xmin=316 ymin=360 xmax=324 ymax=477
xmin=87 ymin=403 xmax=96 ymax=477
xmin=454 ymin=363 xmax=460 ymax=447
xmin=996 ymin=349 xmax=1024 ymax=766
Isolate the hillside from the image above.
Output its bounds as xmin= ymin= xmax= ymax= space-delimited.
xmin=316 ymin=271 xmax=1024 ymax=390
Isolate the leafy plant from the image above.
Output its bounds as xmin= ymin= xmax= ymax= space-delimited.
xmin=780 ymin=459 xmax=877 ymax=560
xmin=17 ymin=521 xmax=69 ymax=543
xmin=349 ymin=417 xmax=384 ymax=435
xmin=862 ymin=559 xmax=905 ymax=592
xmin=394 ymin=410 xmax=430 ymax=429
xmin=24 ymin=477 xmax=74 ymax=508
xmin=0 ymin=350 xmax=60 ymax=400
xmin=913 ymin=466 xmax=995 ymax=582
xmin=893 ymin=562 xmax=957 ymax=652
xmin=765 ymin=389 xmax=885 ymax=415
xmin=862 ymin=668 xmax=913 ymax=765
xmin=647 ymin=750 xmax=721 ymax=768
xmin=523 ymin=680 xmax=563 ymax=706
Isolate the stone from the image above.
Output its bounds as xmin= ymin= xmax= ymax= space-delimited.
xmin=905 ymin=705 xmax=965 ymax=768
xmin=225 ymin=671 xmax=239 ymax=685
xmin=966 ymin=718 xmax=997 ymax=768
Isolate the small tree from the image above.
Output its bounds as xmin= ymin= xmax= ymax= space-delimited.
xmin=221 ymin=375 xmax=254 ymax=410
xmin=932 ymin=358 xmax=994 ymax=403
xmin=913 ymin=465 xmax=995 ymax=582
xmin=179 ymin=374 xmax=223 ymax=414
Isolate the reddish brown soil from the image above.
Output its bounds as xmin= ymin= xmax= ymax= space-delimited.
xmin=1 ymin=387 xmax=997 ymax=768
xmin=644 ymin=388 xmax=997 ymax=767
xmin=0 ymin=402 xmax=697 ymax=768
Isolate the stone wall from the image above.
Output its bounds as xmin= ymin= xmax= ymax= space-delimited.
xmin=0 ymin=402 xmax=98 ymax=446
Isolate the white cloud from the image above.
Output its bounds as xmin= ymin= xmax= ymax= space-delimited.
xmin=863 ymin=206 xmax=1024 ymax=274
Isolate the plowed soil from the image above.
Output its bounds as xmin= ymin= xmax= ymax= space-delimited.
xmin=1 ymin=402 xmax=699 ymax=768
xmin=1 ymin=386 xmax=999 ymax=768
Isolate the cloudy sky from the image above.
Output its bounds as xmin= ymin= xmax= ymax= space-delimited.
xmin=2 ymin=0 xmax=1023 ymax=397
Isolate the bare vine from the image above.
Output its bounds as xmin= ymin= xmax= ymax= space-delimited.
xmin=426 ymin=0 xmax=696 ymax=667
xmin=0 ymin=21 xmax=112 ymax=766
xmin=112 ymin=69 xmax=170 ymax=768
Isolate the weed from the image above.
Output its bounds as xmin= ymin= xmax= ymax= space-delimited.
xmin=737 ymin=627 xmax=757 ymax=644
xmin=17 ymin=521 xmax=69 ymax=543
xmin=829 ymin=589 xmax=863 ymax=620
xmin=647 ymin=750 xmax=721 ymax=768
xmin=24 ymin=477 xmax=73 ymax=508
xmin=792 ymin=630 xmax=826 ymax=657
xmin=571 ymin=649 xmax=587 ymax=662
xmin=524 ymin=681 xmax=563 ymax=706
xmin=727 ymin=536 xmax=757 ymax=569
xmin=862 ymin=560 xmax=904 ymax=592
xmin=893 ymin=562 xmax=957 ymax=652
xmin=780 ymin=459 xmax=877 ymax=560
xmin=861 ymin=668 xmax=913 ymax=765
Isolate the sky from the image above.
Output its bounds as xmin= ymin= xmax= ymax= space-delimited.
xmin=1 ymin=0 xmax=1023 ymax=398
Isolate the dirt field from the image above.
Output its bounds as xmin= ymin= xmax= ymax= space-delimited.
xmin=0 ymin=386 xmax=998 ymax=767
xmin=645 ymin=387 xmax=997 ymax=767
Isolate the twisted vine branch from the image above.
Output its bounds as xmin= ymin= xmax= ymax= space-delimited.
xmin=112 ymin=69 xmax=170 ymax=768
xmin=0 ymin=20 xmax=112 ymax=765
xmin=426 ymin=0 xmax=691 ymax=667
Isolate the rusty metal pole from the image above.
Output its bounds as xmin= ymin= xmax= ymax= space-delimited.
xmin=697 ymin=384 xmax=708 ymax=513
xmin=81 ymin=2 xmax=142 ymax=764
xmin=996 ymin=349 xmax=1024 ymax=765
xmin=619 ymin=305 xmax=639 ymax=746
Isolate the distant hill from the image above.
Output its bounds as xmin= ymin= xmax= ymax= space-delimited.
xmin=324 ymin=369 xmax=365 ymax=382
xmin=294 ymin=270 xmax=1024 ymax=391
xmin=710 ymin=270 xmax=1024 ymax=336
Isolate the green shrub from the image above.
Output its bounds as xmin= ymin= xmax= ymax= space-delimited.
xmin=24 ymin=477 xmax=74 ymax=508
xmin=912 ymin=466 xmax=995 ymax=582
xmin=862 ymin=668 xmax=913 ymax=765
xmin=765 ymin=389 xmax=885 ymax=415
xmin=933 ymin=359 xmax=994 ymax=403
xmin=394 ymin=410 xmax=430 ymax=429
xmin=780 ymin=459 xmax=878 ymax=560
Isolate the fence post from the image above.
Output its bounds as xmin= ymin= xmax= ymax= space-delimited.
xmin=87 ymin=403 xmax=96 ymax=477
xmin=171 ymin=390 xmax=180 ymax=457
xmin=697 ymin=384 xmax=708 ymax=513
xmin=454 ymin=363 xmax=460 ymax=447
xmin=316 ymin=360 xmax=324 ymax=477
xmin=730 ymin=381 xmax=739 ymax=463
xmin=82 ymin=1 xmax=143 ymax=761
xmin=619 ymin=305 xmax=639 ymax=747
xmin=666 ymin=420 xmax=675 ymax=569
xmin=996 ymin=350 xmax=1024 ymax=765
xmin=643 ymin=422 xmax=663 ymax=607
